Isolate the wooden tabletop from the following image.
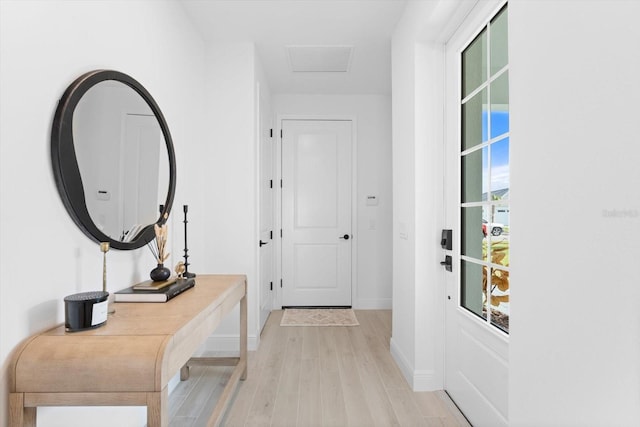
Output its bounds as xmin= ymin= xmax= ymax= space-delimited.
xmin=10 ymin=274 xmax=246 ymax=396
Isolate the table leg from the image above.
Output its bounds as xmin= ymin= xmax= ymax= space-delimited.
xmin=9 ymin=394 xmax=36 ymax=427
xmin=146 ymin=389 xmax=168 ymax=427
xmin=180 ymin=364 xmax=190 ymax=381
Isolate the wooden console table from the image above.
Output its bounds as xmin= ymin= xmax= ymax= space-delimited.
xmin=9 ymin=274 xmax=247 ymax=427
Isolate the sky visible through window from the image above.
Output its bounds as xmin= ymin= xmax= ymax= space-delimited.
xmin=482 ymin=111 xmax=509 ymax=194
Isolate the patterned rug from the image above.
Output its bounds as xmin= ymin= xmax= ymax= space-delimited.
xmin=280 ymin=308 xmax=359 ymax=326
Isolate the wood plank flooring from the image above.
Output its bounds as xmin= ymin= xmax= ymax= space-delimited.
xmin=169 ymin=310 xmax=470 ymax=427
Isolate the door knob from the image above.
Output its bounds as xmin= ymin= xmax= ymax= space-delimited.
xmin=440 ymin=255 xmax=452 ymax=272
xmin=259 ymin=240 xmax=269 ymax=247
xmin=339 ymin=234 xmax=350 ymax=240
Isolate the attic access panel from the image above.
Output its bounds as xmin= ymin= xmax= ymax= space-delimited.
xmin=287 ymin=45 xmax=354 ymax=72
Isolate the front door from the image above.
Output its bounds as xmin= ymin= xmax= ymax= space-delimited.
xmin=444 ymin=2 xmax=510 ymax=426
xmin=281 ymin=119 xmax=352 ymax=307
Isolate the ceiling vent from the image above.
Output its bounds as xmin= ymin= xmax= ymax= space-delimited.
xmin=287 ymin=45 xmax=354 ymax=72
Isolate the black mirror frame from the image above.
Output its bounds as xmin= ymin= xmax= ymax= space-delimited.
xmin=51 ymin=69 xmax=176 ymax=250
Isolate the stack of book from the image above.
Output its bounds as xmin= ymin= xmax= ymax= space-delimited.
xmin=114 ymin=277 xmax=195 ymax=303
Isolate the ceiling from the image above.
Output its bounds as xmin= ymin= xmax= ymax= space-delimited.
xmin=180 ymin=0 xmax=409 ymax=95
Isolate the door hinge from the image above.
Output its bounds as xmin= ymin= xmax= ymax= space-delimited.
xmin=270 ymin=281 xmax=273 ymax=291
xmin=280 ymin=279 xmax=283 ymax=288
xmin=280 ymin=229 xmax=283 ymax=238
xmin=269 ymin=179 xmax=273 ymax=188
xmin=280 ymin=129 xmax=283 ymax=138
xmin=270 ymin=128 xmax=273 ymax=138
xmin=280 ymin=179 xmax=283 ymax=188
xmin=270 ymin=230 xmax=273 ymax=239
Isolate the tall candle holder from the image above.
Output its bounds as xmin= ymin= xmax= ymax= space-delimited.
xmin=183 ymin=205 xmax=196 ymax=278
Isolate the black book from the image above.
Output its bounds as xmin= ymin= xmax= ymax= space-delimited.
xmin=114 ymin=278 xmax=195 ymax=303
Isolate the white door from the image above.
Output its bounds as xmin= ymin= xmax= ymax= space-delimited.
xmin=281 ymin=120 xmax=352 ymax=307
xmin=258 ymin=83 xmax=274 ymax=332
xmin=444 ymin=2 xmax=510 ymax=426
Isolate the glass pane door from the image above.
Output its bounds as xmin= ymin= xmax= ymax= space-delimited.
xmin=460 ymin=4 xmax=510 ymax=333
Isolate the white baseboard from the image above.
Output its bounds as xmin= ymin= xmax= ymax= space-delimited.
xmin=390 ymin=337 xmax=414 ymax=387
xmin=353 ymin=298 xmax=392 ymax=309
xmin=199 ymin=334 xmax=260 ymax=353
xmin=390 ymin=337 xmax=440 ymax=391
xmin=412 ymin=369 xmax=440 ymax=391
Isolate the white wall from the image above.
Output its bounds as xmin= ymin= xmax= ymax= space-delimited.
xmin=391 ymin=0 xmax=459 ymax=391
xmin=198 ymin=42 xmax=263 ymax=352
xmin=390 ymin=4 xmax=418 ymax=385
xmin=0 ymin=1 xmax=206 ymax=425
xmin=274 ymin=94 xmax=393 ymax=309
xmin=509 ymin=1 xmax=640 ymax=425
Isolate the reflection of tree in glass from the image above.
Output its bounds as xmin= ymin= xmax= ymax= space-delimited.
xmin=483 ymin=246 xmax=509 ymax=331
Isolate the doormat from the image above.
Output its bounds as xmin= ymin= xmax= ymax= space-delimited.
xmin=280 ymin=308 xmax=359 ymax=326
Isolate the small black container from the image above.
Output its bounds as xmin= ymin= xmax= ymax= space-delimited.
xmin=150 ymin=264 xmax=171 ymax=281
xmin=64 ymin=291 xmax=109 ymax=332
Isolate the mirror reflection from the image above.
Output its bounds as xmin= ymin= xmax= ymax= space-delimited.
xmin=72 ymin=81 xmax=169 ymax=242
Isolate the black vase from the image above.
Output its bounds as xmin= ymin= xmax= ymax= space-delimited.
xmin=150 ymin=264 xmax=171 ymax=281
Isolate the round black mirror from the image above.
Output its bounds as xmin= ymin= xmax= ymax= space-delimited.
xmin=51 ymin=70 xmax=176 ymax=250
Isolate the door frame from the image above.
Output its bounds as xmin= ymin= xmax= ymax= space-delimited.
xmin=256 ymin=81 xmax=275 ymax=332
xmin=274 ymin=115 xmax=358 ymax=309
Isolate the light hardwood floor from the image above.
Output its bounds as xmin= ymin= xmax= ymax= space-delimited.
xmin=168 ymin=310 xmax=470 ymax=427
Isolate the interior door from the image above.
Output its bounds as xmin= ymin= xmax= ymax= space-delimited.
xmin=444 ymin=2 xmax=510 ymax=426
xmin=281 ymin=119 xmax=352 ymax=307
xmin=258 ymin=82 xmax=274 ymax=332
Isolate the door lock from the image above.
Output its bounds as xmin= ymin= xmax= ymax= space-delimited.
xmin=440 ymin=255 xmax=452 ymax=272
xmin=441 ymin=229 xmax=452 ymax=250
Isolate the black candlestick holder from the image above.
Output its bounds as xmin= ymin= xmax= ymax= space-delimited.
xmin=182 ymin=205 xmax=196 ymax=278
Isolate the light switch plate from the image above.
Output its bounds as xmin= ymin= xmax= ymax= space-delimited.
xmin=97 ymin=190 xmax=110 ymax=201
xmin=399 ymin=222 xmax=408 ymax=240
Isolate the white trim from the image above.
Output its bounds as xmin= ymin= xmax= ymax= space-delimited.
xmin=448 ymin=0 xmax=507 ymax=55
xmin=274 ymin=117 xmax=283 ymax=309
xmin=275 ymin=115 xmax=358 ymax=309
xmin=255 ymin=80 xmax=264 ymax=328
xmin=256 ymin=81 xmax=277 ymax=324
xmin=413 ymin=369 xmax=441 ymax=392
xmin=390 ymin=337 xmax=440 ymax=391
xmin=390 ymin=337 xmax=413 ymax=387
